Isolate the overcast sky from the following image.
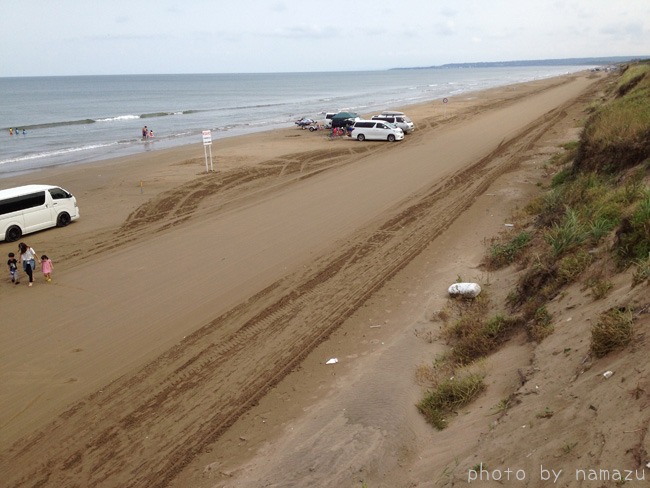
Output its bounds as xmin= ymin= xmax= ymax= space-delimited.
xmin=1 ymin=0 xmax=648 ymax=77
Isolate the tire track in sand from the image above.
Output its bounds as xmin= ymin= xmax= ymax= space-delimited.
xmin=1 ymin=93 xmax=588 ymax=488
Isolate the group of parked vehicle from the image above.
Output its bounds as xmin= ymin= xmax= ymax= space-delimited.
xmin=296 ymin=110 xmax=415 ymax=142
xmin=2 ymin=111 xmax=411 ymax=243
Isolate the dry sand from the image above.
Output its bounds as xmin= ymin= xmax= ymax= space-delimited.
xmin=3 ymin=71 xmax=645 ymax=487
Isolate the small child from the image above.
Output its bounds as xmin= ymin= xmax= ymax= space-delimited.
xmin=40 ymin=255 xmax=53 ymax=282
xmin=7 ymin=252 xmax=20 ymax=284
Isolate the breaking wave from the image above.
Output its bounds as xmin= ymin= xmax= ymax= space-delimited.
xmin=6 ymin=110 xmax=201 ymax=131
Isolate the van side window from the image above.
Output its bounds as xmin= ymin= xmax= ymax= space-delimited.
xmin=49 ymin=188 xmax=71 ymax=200
xmin=0 ymin=192 xmax=46 ymax=215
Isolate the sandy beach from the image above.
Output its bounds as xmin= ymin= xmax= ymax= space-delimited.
xmin=1 ymin=71 xmax=625 ymax=487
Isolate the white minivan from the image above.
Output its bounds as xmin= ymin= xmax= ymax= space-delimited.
xmin=0 ymin=184 xmax=80 ymax=242
xmin=371 ymin=111 xmax=415 ymax=133
xmin=351 ymin=120 xmax=404 ymax=142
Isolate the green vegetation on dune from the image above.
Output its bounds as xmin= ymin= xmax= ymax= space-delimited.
xmin=576 ymin=64 xmax=650 ymax=173
xmin=418 ymin=61 xmax=650 ymax=429
xmin=502 ymin=61 xmax=649 ymax=314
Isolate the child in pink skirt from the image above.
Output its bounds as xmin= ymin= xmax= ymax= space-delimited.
xmin=40 ymin=255 xmax=53 ymax=282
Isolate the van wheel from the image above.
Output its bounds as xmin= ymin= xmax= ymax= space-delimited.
xmin=357 ymin=134 xmax=365 ymax=141
xmin=57 ymin=212 xmax=71 ymax=227
xmin=6 ymin=226 xmax=22 ymax=242
xmin=388 ymin=134 xmax=396 ymax=142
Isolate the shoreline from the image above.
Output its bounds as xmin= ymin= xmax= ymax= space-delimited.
xmin=0 ymin=68 xmax=593 ymax=181
xmin=2 ymin=70 xmax=592 ymax=186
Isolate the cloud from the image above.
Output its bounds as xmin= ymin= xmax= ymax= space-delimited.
xmin=266 ymin=25 xmax=331 ymax=39
xmin=601 ymin=22 xmax=645 ymax=40
xmin=362 ymin=26 xmax=386 ymax=37
xmin=2 ymin=0 xmax=648 ymax=76
xmin=270 ymin=2 xmax=287 ymax=13
xmin=75 ymin=33 xmax=174 ymax=43
xmin=440 ymin=8 xmax=457 ymax=18
xmin=434 ymin=20 xmax=456 ymax=36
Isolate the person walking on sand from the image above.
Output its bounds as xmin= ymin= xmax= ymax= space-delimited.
xmin=18 ymin=242 xmax=40 ymax=287
xmin=7 ymin=252 xmax=20 ymax=284
xmin=40 ymin=255 xmax=53 ymax=282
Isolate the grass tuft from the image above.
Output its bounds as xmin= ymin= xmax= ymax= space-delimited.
xmin=587 ymin=278 xmax=614 ymax=300
xmin=528 ymin=306 xmax=554 ymax=342
xmin=544 ymin=209 xmax=588 ymax=257
xmin=615 ymin=193 xmax=650 ymax=265
xmin=487 ymin=231 xmax=532 ymax=269
xmin=590 ymin=307 xmax=634 ymax=357
xmin=446 ymin=314 xmax=522 ymax=365
xmin=557 ymin=249 xmax=594 ymax=283
xmin=417 ymin=373 xmax=486 ymax=430
xmin=632 ymin=255 xmax=650 ymax=286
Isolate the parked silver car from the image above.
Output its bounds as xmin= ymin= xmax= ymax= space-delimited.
xmin=371 ymin=111 xmax=415 ymax=133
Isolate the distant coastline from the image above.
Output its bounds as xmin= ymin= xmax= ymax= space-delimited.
xmin=391 ymin=56 xmax=649 ymax=70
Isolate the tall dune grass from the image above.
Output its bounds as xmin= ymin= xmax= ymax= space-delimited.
xmin=576 ymin=64 xmax=650 ymax=173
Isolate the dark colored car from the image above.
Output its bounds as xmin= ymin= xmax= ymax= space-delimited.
xmin=330 ymin=112 xmax=359 ymax=128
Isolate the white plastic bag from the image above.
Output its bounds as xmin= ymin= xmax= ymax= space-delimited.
xmin=448 ymin=282 xmax=482 ymax=298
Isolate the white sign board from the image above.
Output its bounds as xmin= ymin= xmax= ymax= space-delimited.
xmin=202 ymin=130 xmax=214 ymax=172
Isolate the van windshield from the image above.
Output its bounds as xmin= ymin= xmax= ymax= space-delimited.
xmin=49 ymin=188 xmax=72 ymax=199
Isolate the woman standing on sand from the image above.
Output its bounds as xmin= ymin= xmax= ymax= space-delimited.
xmin=18 ymin=242 xmax=40 ymax=287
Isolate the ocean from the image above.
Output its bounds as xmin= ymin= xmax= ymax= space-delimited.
xmin=0 ymin=66 xmax=591 ymax=177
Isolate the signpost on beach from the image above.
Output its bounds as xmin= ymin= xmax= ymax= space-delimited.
xmin=202 ymin=130 xmax=213 ymax=172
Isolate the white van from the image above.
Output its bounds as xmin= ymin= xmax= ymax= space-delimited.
xmin=0 ymin=185 xmax=80 ymax=242
xmin=322 ymin=112 xmax=337 ymax=128
xmin=371 ymin=111 xmax=415 ymax=133
xmin=351 ymin=120 xmax=404 ymax=142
